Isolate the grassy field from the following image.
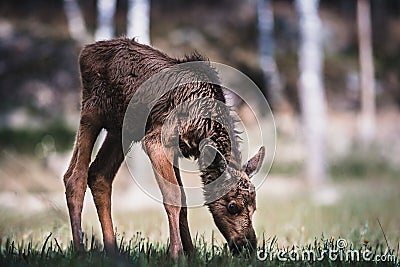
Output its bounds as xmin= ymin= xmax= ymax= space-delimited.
xmin=0 ymin=232 xmax=398 ymax=266
xmin=0 ymin=150 xmax=399 ymax=266
xmin=0 ymin=181 xmax=399 ymax=266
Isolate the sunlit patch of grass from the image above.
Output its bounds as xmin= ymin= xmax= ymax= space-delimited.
xmin=257 ymin=176 xmax=400 ymax=246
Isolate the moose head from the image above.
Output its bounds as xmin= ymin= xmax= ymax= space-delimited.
xmin=203 ymin=146 xmax=265 ymax=254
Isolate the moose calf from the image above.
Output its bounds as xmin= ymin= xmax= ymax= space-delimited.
xmin=63 ymin=38 xmax=265 ymax=258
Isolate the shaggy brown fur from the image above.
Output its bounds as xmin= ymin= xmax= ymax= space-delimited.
xmin=63 ymin=38 xmax=265 ymax=258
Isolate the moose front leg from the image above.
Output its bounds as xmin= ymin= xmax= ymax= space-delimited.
xmin=173 ymin=161 xmax=194 ymax=255
xmin=144 ymin=141 xmax=183 ymax=258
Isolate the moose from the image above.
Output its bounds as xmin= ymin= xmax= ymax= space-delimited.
xmin=63 ymin=38 xmax=265 ymax=258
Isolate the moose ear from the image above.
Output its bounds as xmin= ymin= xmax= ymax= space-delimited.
xmin=244 ymin=146 xmax=266 ymax=178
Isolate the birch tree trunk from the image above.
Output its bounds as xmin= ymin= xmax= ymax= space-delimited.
xmin=127 ymin=0 xmax=151 ymax=187
xmin=357 ymin=0 xmax=376 ymax=146
xmin=295 ymin=0 xmax=328 ymax=186
xmin=93 ymin=0 xmax=117 ymax=156
xmin=127 ymin=0 xmax=151 ymax=45
xmin=63 ymin=0 xmax=91 ymax=44
xmin=95 ymin=0 xmax=117 ymax=41
xmin=257 ymin=0 xmax=284 ymax=109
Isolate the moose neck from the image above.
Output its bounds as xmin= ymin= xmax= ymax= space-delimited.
xmin=199 ymin=117 xmax=242 ymax=187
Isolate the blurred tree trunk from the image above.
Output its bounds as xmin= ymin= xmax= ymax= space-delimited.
xmin=295 ymin=0 xmax=328 ymax=186
xmin=127 ymin=0 xmax=151 ymax=185
xmin=63 ymin=0 xmax=91 ymax=44
xmin=94 ymin=0 xmax=118 ymax=155
xmin=357 ymin=0 xmax=376 ymax=146
xmin=257 ymin=0 xmax=284 ymax=110
xmin=95 ymin=0 xmax=117 ymax=40
xmin=127 ymin=0 xmax=151 ymax=45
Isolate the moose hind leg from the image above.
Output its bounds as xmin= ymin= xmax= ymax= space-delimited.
xmin=88 ymin=133 xmax=124 ymax=255
xmin=64 ymin=141 xmax=78 ymax=182
xmin=64 ymin=115 xmax=101 ymax=252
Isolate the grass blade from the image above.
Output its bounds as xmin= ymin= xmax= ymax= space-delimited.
xmin=40 ymin=232 xmax=52 ymax=260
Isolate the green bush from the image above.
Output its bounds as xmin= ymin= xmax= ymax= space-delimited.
xmin=0 ymin=121 xmax=75 ymax=154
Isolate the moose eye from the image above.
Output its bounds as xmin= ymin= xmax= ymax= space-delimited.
xmin=227 ymin=202 xmax=240 ymax=215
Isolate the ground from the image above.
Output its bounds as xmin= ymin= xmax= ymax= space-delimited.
xmin=0 ymin=154 xmax=399 ymax=266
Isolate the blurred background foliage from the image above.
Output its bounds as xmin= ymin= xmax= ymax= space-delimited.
xmin=0 ymin=0 xmax=399 ymax=153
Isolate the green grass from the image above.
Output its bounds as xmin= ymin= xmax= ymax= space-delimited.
xmin=0 ymin=232 xmax=398 ymax=267
xmin=0 ymin=152 xmax=399 ymax=266
xmin=0 ymin=178 xmax=399 ymax=267
xmin=270 ymin=152 xmax=400 ymax=180
xmin=330 ymin=152 xmax=400 ymax=180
